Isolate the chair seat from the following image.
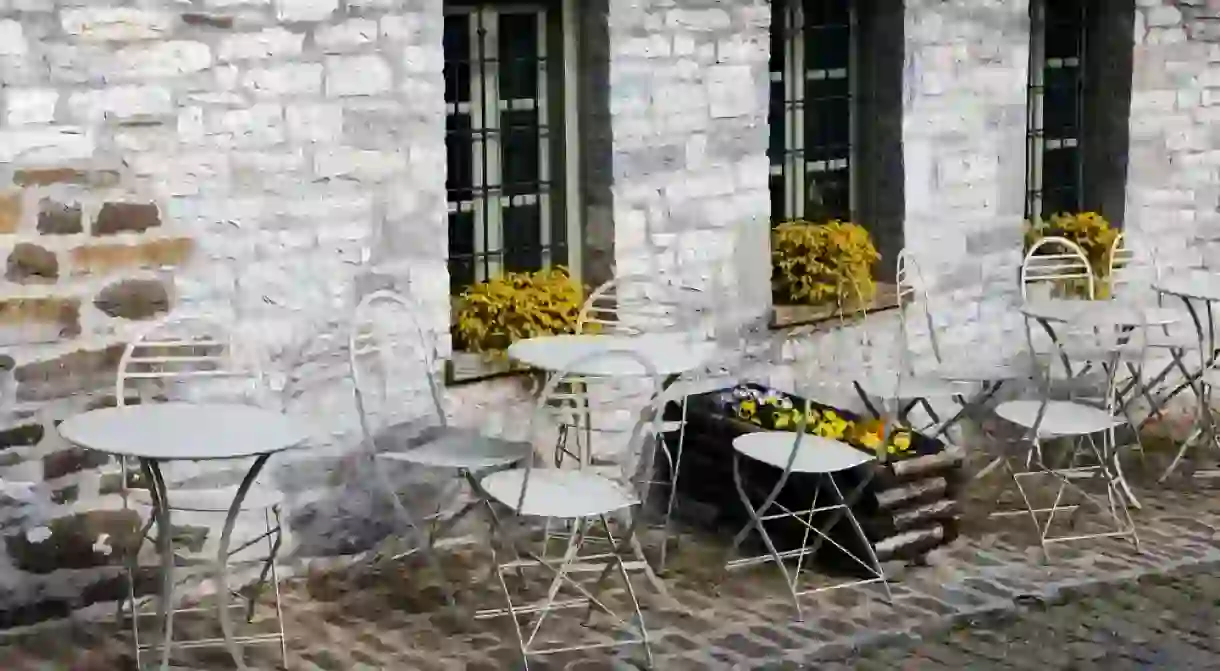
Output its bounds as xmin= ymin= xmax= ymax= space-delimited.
xmin=129 ymin=485 xmax=283 ymax=512
xmin=374 ymin=425 xmax=532 ymax=470
xmin=480 ymin=469 xmax=637 ymax=518
xmin=732 ymin=431 xmax=874 ymax=474
xmin=994 ymin=400 xmax=1123 ymax=437
xmin=857 ymin=372 xmax=971 ymax=400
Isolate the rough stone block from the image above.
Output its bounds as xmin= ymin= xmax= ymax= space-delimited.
xmin=60 ymin=8 xmax=174 ymax=42
xmin=114 ymin=41 xmax=212 ymax=79
xmin=316 ymin=18 xmax=378 ymax=53
xmin=13 ymin=344 xmax=125 ymax=402
xmin=0 ymin=127 xmax=94 ymax=164
xmin=69 ymin=238 xmax=193 ymax=276
xmin=242 ymin=63 xmax=324 ymax=97
xmin=36 ymin=199 xmax=83 ymax=235
xmin=93 ymin=279 xmax=171 ymax=320
xmin=68 ymin=86 xmax=173 ymax=122
xmin=0 ymin=297 xmax=81 ymax=340
xmin=92 ymin=202 xmax=161 ymax=236
xmin=0 ymin=19 xmax=27 ymax=56
xmin=218 ymin=27 xmax=304 ymax=62
xmin=181 ymin=13 xmax=235 ymax=29
xmin=42 ymin=447 xmax=111 ymax=481
xmin=0 ymin=190 xmax=21 ymax=234
xmin=6 ymin=243 xmax=58 ymax=283
xmin=286 ymin=103 xmax=344 ymax=142
xmin=0 ymin=422 xmax=44 ymax=452
xmin=5 ymin=510 xmax=139 ymax=574
xmin=276 ymin=0 xmax=338 ymax=22
xmin=14 ymin=168 xmax=120 ymax=188
xmin=325 ymin=55 xmax=392 ymax=97
xmin=5 ymin=88 xmax=58 ymax=126
xmin=313 ymin=147 xmax=408 ymax=181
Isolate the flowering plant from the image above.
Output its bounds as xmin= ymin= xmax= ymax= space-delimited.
xmin=727 ymin=386 xmax=915 ymax=459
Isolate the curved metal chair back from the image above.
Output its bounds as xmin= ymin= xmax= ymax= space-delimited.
xmin=349 ymin=290 xmax=446 ymax=454
xmin=115 ymin=313 xmax=264 ymax=406
xmin=577 ymin=274 xmax=701 ymax=336
xmin=1020 ymin=236 xmax=1096 ymax=301
xmin=518 ymin=349 xmax=665 ymax=513
xmin=896 ymin=249 xmax=942 ymax=370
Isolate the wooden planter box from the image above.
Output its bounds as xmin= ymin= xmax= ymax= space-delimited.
xmin=660 ymin=384 xmax=965 ymax=572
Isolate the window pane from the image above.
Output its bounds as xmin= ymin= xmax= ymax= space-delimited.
xmin=805 ymin=0 xmax=851 ymax=26
xmin=499 ymin=12 xmax=539 ymax=101
xmin=1043 ymin=67 xmax=1079 ymax=138
xmin=501 ymin=109 xmax=542 ymax=197
xmin=807 ymin=168 xmax=851 ymax=221
xmin=448 ymin=211 xmax=475 ymax=294
xmin=768 ymin=80 xmax=787 ymax=165
xmin=503 ymin=203 xmax=542 ymax=273
xmin=771 ymin=173 xmax=788 ymax=224
xmin=1045 ymin=1 xmax=1084 ymax=61
xmin=443 ymin=14 xmax=471 ymax=104
xmin=805 ymin=77 xmax=851 ymax=162
xmin=1042 ymin=146 xmax=1080 ymax=215
xmin=446 ymin=113 xmax=474 ymax=202
xmin=805 ymin=25 xmax=850 ymax=72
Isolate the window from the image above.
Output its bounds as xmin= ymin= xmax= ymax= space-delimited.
xmin=769 ymin=0 xmax=855 ymax=224
xmin=444 ymin=0 xmax=578 ymax=295
xmin=1025 ymin=0 xmax=1086 ymax=220
xmin=1025 ymin=0 xmax=1134 ymax=224
xmin=768 ymin=0 xmax=905 ymax=320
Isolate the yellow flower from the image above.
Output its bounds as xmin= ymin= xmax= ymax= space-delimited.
xmin=892 ymin=431 xmax=912 ymax=452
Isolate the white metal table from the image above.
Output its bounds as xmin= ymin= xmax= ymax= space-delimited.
xmin=1154 ymin=271 xmax=1220 ymax=479
xmin=58 ymin=403 xmax=310 ymax=671
xmin=508 ymin=333 xmax=717 ymax=378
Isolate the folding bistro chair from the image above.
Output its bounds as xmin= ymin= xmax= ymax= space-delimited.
xmin=349 ymin=289 xmax=532 ymax=604
xmin=990 ymin=307 xmax=1146 ymax=560
xmin=114 ymin=314 xmax=287 ymax=669
xmin=723 ymin=322 xmax=891 ymax=622
xmin=475 ymin=348 xmax=667 ymax=669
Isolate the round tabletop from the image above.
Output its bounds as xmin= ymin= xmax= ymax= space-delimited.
xmin=507 ymin=333 xmax=717 ymax=377
xmin=58 ymin=403 xmax=311 ymax=461
xmin=1154 ymin=271 xmax=1220 ymax=303
xmin=1019 ymin=299 xmax=1181 ymax=327
xmin=732 ymin=431 xmax=874 ymax=474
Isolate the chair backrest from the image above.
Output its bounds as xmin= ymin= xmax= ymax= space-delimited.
xmin=517 ymin=348 xmax=665 ymax=513
xmin=1023 ymin=307 xmax=1150 ymax=415
xmin=349 ymin=290 xmax=446 ymax=453
xmin=577 ymin=274 xmax=702 ymax=336
xmin=115 ymin=313 xmax=264 ymax=406
xmin=1020 ymin=236 xmax=1096 ymax=301
xmin=896 ymin=249 xmax=942 ymax=369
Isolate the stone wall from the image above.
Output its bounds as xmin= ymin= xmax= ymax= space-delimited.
xmin=0 ymin=0 xmax=455 ymax=623
xmin=1125 ymin=0 xmax=1220 ymax=264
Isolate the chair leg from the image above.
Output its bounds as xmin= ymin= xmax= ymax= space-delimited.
xmin=267 ymin=508 xmax=288 ymax=668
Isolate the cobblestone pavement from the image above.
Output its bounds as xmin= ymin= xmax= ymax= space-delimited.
xmin=826 ymin=569 xmax=1220 ymax=670
xmin=3 ymin=443 xmax=1220 ymax=670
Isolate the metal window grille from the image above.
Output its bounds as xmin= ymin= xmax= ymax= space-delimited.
xmin=1025 ymin=0 xmax=1086 ymax=221
xmin=444 ymin=1 xmax=568 ymax=294
xmin=769 ymin=0 xmax=856 ymax=225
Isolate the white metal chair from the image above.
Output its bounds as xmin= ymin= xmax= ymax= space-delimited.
xmin=723 ymin=322 xmax=891 ymax=621
xmin=1020 ymin=235 xmax=1096 ymax=302
xmin=847 ymin=255 xmax=971 ymax=435
xmin=990 ymin=308 xmax=1146 ymax=560
xmin=475 ymin=348 xmax=666 ymax=669
xmin=114 ymin=314 xmax=287 ymax=669
xmin=349 ymin=289 xmax=532 ymax=604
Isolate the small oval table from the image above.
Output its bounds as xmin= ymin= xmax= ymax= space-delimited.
xmin=59 ymin=403 xmax=310 ymax=671
xmin=507 ymin=333 xmax=717 ymax=378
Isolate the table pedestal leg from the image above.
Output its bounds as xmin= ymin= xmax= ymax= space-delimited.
xmin=141 ymin=459 xmax=174 ymax=671
xmin=217 ymin=454 xmax=271 ymax=671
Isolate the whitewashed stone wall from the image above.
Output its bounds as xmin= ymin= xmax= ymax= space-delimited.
xmin=1125 ymin=0 xmax=1220 ymax=264
xmin=0 ymin=0 xmax=467 ymax=624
